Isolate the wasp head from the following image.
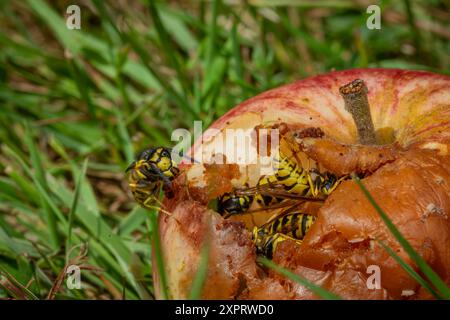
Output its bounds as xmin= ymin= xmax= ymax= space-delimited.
xmin=126 ymin=146 xmax=179 ymax=186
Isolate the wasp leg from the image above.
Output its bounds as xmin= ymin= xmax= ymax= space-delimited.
xmin=149 ymin=163 xmax=175 ymax=198
xmin=262 ymin=233 xmax=302 ymax=258
xmin=330 ymin=175 xmax=347 ymax=193
xmin=142 ymin=196 xmax=156 ymax=209
xmin=222 ymin=211 xmax=233 ymax=219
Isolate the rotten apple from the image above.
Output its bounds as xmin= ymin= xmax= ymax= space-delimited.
xmin=154 ymin=68 xmax=449 ymax=300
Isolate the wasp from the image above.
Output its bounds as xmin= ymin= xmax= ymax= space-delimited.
xmin=271 ymin=151 xmax=346 ymax=198
xmin=254 ymin=175 xmax=284 ymax=207
xmin=254 ymin=233 xmax=300 ymax=259
xmin=126 ymin=147 xmax=179 ymax=209
xmin=217 ymin=193 xmax=253 ymax=218
xmin=252 ymin=212 xmax=316 ymax=258
xmin=217 ymin=151 xmax=347 ymax=217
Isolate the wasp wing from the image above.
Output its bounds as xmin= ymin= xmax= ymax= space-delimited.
xmin=241 ymin=199 xmax=304 ymax=214
xmin=234 ymin=184 xmax=326 ymax=202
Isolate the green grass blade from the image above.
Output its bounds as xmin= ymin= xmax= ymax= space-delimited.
xmin=118 ymin=206 xmax=147 ymax=236
xmin=257 ymin=257 xmax=342 ymax=300
xmin=231 ymin=19 xmax=243 ymax=83
xmin=0 ymin=265 xmax=39 ymax=300
xmin=66 ymin=58 xmax=96 ymax=117
xmin=114 ymin=109 xmax=134 ymax=165
xmin=352 ymin=175 xmax=450 ymax=299
xmin=24 ymin=123 xmax=47 ymax=191
xmin=24 ymin=123 xmax=60 ymax=249
xmin=3 ymin=143 xmax=68 ymax=230
xmin=147 ymin=210 xmax=169 ymax=300
xmin=158 ymin=6 xmax=198 ymax=52
xmin=188 ymin=241 xmax=210 ymax=300
xmin=123 ymin=28 xmax=197 ymax=122
xmin=27 ymin=0 xmax=81 ymax=54
xmin=206 ymin=0 xmax=220 ymax=67
xmin=66 ymin=158 xmax=89 ymax=258
xmin=148 ymin=1 xmax=190 ymax=95
xmin=249 ymin=0 xmax=354 ymax=8
xmin=377 ymin=240 xmax=442 ymax=299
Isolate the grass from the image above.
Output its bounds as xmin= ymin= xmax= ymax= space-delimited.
xmin=188 ymin=240 xmax=210 ymax=300
xmin=0 ymin=0 xmax=449 ymax=299
xmin=352 ymin=175 xmax=450 ymax=300
xmin=147 ymin=209 xmax=167 ymax=300
xmin=257 ymin=257 xmax=342 ymax=300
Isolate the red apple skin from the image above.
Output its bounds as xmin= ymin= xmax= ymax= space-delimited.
xmin=154 ymin=69 xmax=450 ymax=300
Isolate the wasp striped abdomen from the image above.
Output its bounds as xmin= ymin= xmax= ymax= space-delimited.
xmin=252 ymin=212 xmax=316 ymax=258
xmin=258 ymin=233 xmax=301 ymax=259
xmin=265 ymin=212 xmax=316 ymax=239
xmin=217 ymin=193 xmax=253 ymax=218
xmin=215 ymin=151 xmax=347 ymax=218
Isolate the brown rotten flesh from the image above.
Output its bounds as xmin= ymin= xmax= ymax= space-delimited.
xmin=154 ymin=69 xmax=450 ymax=299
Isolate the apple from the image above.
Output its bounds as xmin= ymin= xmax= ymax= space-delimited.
xmin=155 ymin=69 xmax=449 ymax=300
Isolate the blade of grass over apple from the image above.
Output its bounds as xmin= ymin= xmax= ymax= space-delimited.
xmin=377 ymin=240 xmax=442 ymax=299
xmin=188 ymin=240 xmax=210 ymax=300
xmin=257 ymin=257 xmax=342 ymax=300
xmin=352 ymin=175 xmax=450 ymax=299
xmin=147 ymin=210 xmax=169 ymax=300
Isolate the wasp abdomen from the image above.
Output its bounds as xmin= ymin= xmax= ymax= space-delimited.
xmin=252 ymin=212 xmax=316 ymax=258
xmin=217 ymin=193 xmax=253 ymax=217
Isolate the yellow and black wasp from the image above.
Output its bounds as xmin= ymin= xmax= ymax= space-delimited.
xmin=254 ymin=175 xmax=285 ymax=207
xmin=126 ymin=147 xmax=179 ymax=209
xmin=216 ymin=150 xmax=344 ymax=257
xmin=252 ymin=211 xmax=316 ymax=258
xmin=254 ymin=233 xmax=299 ymax=259
xmin=217 ymin=150 xmax=347 ymax=217
xmin=215 ymin=124 xmax=348 ymax=258
xmin=272 ymin=151 xmax=345 ymax=198
xmin=217 ymin=193 xmax=253 ymax=218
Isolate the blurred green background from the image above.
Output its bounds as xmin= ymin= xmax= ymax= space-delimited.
xmin=0 ymin=0 xmax=448 ymax=299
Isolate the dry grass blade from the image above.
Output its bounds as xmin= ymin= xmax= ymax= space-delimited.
xmin=47 ymin=245 xmax=102 ymax=300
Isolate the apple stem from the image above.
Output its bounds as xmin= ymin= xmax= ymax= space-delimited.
xmin=339 ymin=79 xmax=377 ymax=145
